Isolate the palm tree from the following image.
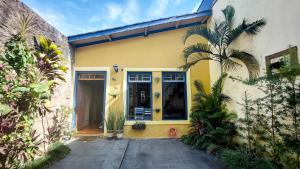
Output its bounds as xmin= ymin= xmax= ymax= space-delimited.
xmin=182 ymin=5 xmax=266 ymax=79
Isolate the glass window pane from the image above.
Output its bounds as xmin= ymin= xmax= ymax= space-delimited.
xmin=127 ymin=72 xmax=152 ymax=120
xmin=162 ymin=73 xmax=187 ymax=120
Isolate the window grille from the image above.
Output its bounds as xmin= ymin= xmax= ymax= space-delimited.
xmin=128 ymin=73 xmax=151 ymax=83
xmin=78 ymin=74 xmax=105 ymax=80
xmin=163 ymin=72 xmax=185 ymax=82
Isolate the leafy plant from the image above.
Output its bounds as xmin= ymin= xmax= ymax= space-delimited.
xmin=22 ymin=142 xmax=70 ymax=169
xmin=237 ymin=92 xmax=268 ymax=156
xmin=182 ymin=5 xmax=266 ymax=79
xmin=220 ymin=148 xmax=275 ymax=169
xmin=0 ymin=112 xmax=42 ymax=169
xmin=34 ymin=36 xmax=68 ymax=83
xmin=105 ymin=112 xmax=115 ymax=131
xmin=278 ymin=63 xmax=300 ymax=168
xmin=0 ymin=14 xmax=67 ymax=168
xmin=46 ymin=106 xmax=72 ymax=143
xmin=116 ymin=113 xmax=125 ymax=132
xmin=181 ymin=74 xmax=237 ymax=152
xmin=132 ymin=121 xmax=146 ymax=130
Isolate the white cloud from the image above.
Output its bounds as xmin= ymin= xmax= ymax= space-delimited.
xmin=106 ymin=3 xmax=122 ymax=20
xmin=106 ymin=0 xmax=140 ymax=24
xmin=121 ymin=0 xmax=140 ymax=24
xmin=147 ymin=0 xmax=183 ymax=18
xmin=89 ymin=16 xmax=101 ymax=24
xmin=148 ymin=0 xmax=169 ymax=17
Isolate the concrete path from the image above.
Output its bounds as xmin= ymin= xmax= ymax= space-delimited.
xmin=49 ymin=138 xmax=222 ymax=169
xmin=121 ymin=139 xmax=222 ymax=169
xmin=49 ymin=139 xmax=128 ymax=169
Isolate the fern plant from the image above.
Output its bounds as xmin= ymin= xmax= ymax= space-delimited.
xmin=181 ymin=73 xmax=237 ymax=152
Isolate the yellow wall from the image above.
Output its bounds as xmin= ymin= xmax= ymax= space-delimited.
xmin=74 ymin=28 xmax=210 ymax=138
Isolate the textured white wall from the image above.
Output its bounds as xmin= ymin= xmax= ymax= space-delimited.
xmin=209 ymin=0 xmax=300 ymax=117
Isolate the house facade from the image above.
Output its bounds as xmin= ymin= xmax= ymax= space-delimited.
xmin=68 ymin=1 xmax=213 ymax=138
xmin=67 ymin=0 xmax=300 ymax=138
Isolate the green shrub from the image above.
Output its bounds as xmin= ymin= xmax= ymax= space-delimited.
xmin=220 ymin=149 xmax=274 ymax=169
xmin=22 ymin=142 xmax=70 ymax=169
xmin=181 ymin=74 xmax=237 ymax=152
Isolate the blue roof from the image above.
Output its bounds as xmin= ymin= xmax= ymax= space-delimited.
xmin=197 ymin=0 xmax=215 ymax=13
xmin=68 ymin=0 xmax=214 ymax=48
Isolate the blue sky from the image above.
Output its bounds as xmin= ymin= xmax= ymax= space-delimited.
xmin=21 ymin=0 xmax=202 ymax=36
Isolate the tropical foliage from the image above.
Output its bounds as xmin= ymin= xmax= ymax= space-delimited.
xmin=182 ymin=5 xmax=266 ymax=79
xmin=220 ymin=148 xmax=274 ymax=169
xmin=181 ymin=73 xmax=237 ymax=153
xmin=230 ymin=61 xmax=300 ymax=169
xmin=0 ymin=15 xmax=68 ymax=168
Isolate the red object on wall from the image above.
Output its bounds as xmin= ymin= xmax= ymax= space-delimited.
xmin=169 ymin=127 xmax=177 ymax=137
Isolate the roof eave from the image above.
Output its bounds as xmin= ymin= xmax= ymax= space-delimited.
xmin=68 ymin=10 xmax=212 ymax=48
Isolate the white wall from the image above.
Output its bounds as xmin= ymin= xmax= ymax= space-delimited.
xmin=209 ymin=0 xmax=300 ymax=117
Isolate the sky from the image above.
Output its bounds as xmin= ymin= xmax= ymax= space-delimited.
xmin=21 ymin=0 xmax=202 ymax=36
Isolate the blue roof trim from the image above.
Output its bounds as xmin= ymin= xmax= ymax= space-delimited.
xmin=197 ymin=0 xmax=214 ymax=12
xmin=68 ymin=10 xmax=211 ymax=43
xmin=74 ymin=21 xmax=207 ymax=48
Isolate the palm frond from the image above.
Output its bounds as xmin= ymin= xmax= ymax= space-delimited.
xmin=182 ymin=43 xmax=215 ymax=61
xmin=183 ymin=25 xmax=219 ymax=45
xmin=17 ymin=14 xmax=36 ymax=37
xmin=222 ymin=5 xmax=235 ymax=28
xmin=212 ymin=73 xmax=228 ymax=101
xmin=220 ymin=94 xmax=231 ymax=102
xmin=225 ymin=19 xmax=266 ymax=46
xmin=180 ymin=54 xmax=213 ymax=70
xmin=194 ymin=80 xmax=207 ymax=95
xmin=222 ymin=57 xmax=242 ymax=72
xmin=244 ymin=19 xmax=266 ymax=35
xmin=229 ymin=50 xmax=260 ymax=79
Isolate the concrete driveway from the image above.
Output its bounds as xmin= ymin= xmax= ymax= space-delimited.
xmin=49 ymin=138 xmax=222 ymax=169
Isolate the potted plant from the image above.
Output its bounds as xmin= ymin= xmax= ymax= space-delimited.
xmin=105 ymin=112 xmax=115 ymax=139
xmin=132 ymin=121 xmax=146 ymax=130
xmin=154 ymin=108 xmax=160 ymax=113
xmin=154 ymin=92 xmax=160 ymax=98
xmin=116 ymin=114 xmax=125 ymax=139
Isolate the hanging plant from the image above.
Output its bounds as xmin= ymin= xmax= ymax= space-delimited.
xmin=154 ymin=92 xmax=160 ymax=98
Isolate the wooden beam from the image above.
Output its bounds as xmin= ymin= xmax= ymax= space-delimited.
xmin=107 ymin=35 xmax=112 ymax=41
xmin=144 ymin=27 xmax=148 ymax=37
xmin=175 ymin=21 xmax=180 ymax=28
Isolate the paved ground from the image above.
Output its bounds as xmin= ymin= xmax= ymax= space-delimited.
xmin=49 ymin=138 xmax=222 ymax=169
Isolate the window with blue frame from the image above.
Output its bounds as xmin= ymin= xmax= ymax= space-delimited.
xmin=127 ymin=72 xmax=152 ymax=120
xmin=162 ymin=72 xmax=187 ymax=120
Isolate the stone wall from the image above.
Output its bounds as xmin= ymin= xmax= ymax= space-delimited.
xmin=0 ymin=0 xmax=74 ymax=140
xmin=0 ymin=0 xmax=73 ymax=109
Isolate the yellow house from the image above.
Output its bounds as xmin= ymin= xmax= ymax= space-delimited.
xmin=68 ymin=0 xmax=213 ymax=138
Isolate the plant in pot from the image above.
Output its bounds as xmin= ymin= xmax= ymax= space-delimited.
xmin=116 ymin=114 xmax=125 ymax=139
xmin=105 ymin=112 xmax=115 ymax=139
xmin=132 ymin=121 xmax=146 ymax=130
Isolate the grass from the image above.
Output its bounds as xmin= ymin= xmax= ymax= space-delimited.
xmin=22 ymin=142 xmax=71 ymax=169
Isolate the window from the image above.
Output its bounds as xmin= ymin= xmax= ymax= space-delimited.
xmin=127 ymin=72 xmax=152 ymax=120
xmin=265 ymin=46 xmax=298 ymax=75
xmin=162 ymin=72 xmax=187 ymax=120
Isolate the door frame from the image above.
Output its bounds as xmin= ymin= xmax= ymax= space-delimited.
xmin=73 ymin=67 xmax=110 ymax=134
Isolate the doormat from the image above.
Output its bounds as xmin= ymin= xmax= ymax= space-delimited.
xmin=78 ymin=136 xmax=97 ymax=142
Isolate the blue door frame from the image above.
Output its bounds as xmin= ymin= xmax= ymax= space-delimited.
xmin=72 ymin=71 xmax=107 ymax=129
